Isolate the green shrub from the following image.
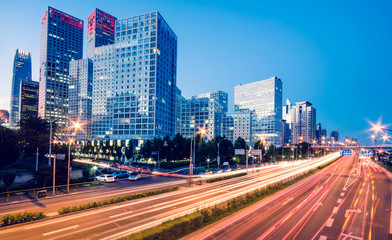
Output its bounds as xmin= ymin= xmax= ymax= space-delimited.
xmin=58 ymin=186 xmax=179 ymax=215
xmin=1 ymin=211 xmax=46 ymax=227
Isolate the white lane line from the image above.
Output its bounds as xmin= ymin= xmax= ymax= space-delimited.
xmin=319 ymin=235 xmax=327 ymax=240
xmin=42 ymin=225 xmax=79 ymax=236
xmin=326 ymin=218 xmax=334 ymax=227
xmin=340 ymin=192 xmax=345 ymax=197
xmin=332 ymin=206 xmax=339 ymax=214
xmin=257 ymin=226 xmax=276 ymax=240
xmin=281 ymin=197 xmax=294 ymax=206
xmin=337 ymin=198 xmax=342 ymax=203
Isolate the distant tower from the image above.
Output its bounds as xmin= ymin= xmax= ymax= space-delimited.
xmin=10 ymin=49 xmax=32 ymax=128
xmin=86 ymin=9 xmax=116 ymax=60
xmin=19 ymin=80 xmax=39 ymax=122
xmin=38 ymin=7 xmax=83 ymax=134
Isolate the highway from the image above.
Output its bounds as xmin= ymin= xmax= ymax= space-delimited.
xmin=0 ymin=153 xmax=339 ymax=240
xmin=185 ymin=155 xmax=392 ymax=240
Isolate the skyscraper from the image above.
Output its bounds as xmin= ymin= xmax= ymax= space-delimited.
xmin=68 ymin=59 xmax=93 ymax=140
xmin=234 ymin=77 xmax=283 ymax=145
xmin=291 ymin=101 xmax=316 ymax=144
xmin=19 ymin=80 xmax=39 ymax=122
xmin=10 ymin=49 xmax=32 ymax=128
xmin=38 ymin=7 xmax=83 ymax=133
xmin=92 ymin=45 xmax=115 ymax=140
xmin=87 ymin=9 xmax=117 ymax=60
xmin=110 ymin=11 xmax=177 ymax=140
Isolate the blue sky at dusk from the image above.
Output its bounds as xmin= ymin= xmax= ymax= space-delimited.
xmin=0 ymin=0 xmax=391 ymax=144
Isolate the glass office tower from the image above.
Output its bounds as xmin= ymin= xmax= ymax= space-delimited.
xmin=234 ymin=77 xmax=283 ymax=145
xmin=68 ymin=59 xmax=93 ymax=140
xmin=87 ymin=9 xmax=117 ymax=60
xmin=10 ymin=49 xmax=32 ymax=128
xmin=19 ymin=80 xmax=39 ymax=122
xmin=38 ymin=7 xmax=83 ymax=134
xmin=111 ymin=11 xmax=177 ymax=140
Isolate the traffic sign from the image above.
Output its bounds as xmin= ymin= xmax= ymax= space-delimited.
xmin=359 ymin=150 xmax=373 ymax=156
xmin=340 ymin=150 xmax=352 ymax=156
xmin=235 ymin=149 xmax=245 ymax=155
xmin=251 ymin=149 xmax=262 ymax=155
xmin=56 ymin=154 xmax=66 ymax=160
xmin=151 ymin=151 xmax=158 ymax=155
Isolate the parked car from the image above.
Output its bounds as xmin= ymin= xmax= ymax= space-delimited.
xmin=95 ymin=174 xmax=115 ymax=182
xmin=223 ymin=167 xmax=231 ymax=172
xmin=256 ymin=163 xmax=261 ymax=167
xmin=232 ymin=164 xmax=240 ymax=171
xmin=113 ymin=170 xmax=128 ymax=179
xmin=129 ymin=171 xmax=142 ymax=181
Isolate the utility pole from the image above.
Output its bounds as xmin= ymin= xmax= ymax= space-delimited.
xmin=36 ymin=148 xmax=39 ymax=172
xmin=48 ymin=121 xmax=53 ymax=166
xmin=52 ymin=155 xmax=56 ymax=196
xmin=217 ymin=142 xmax=220 ymax=169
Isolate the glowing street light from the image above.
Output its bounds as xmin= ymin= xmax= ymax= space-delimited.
xmin=189 ymin=125 xmax=209 ymax=183
xmin=67 ymin=120 xmax=82 ymax=194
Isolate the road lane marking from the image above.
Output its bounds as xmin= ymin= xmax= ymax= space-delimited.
xmin=326 ymin=218 xmax=334 ymax=227
xmin=340 ymin=192 xmax=345 ymax=197
xmin=281 ymin=197 xmax=294 ymax=206
xmin=333 ymin=207 xmax=339 ymax=214
xmin=47 ymin=212 xmax=58 ymax=217
xmin=43 ymin=225 xmax=79 ymax=236
xmin=337 ymin=198 xmax=342 ymax=203
xmin=319 ymin=235 xmax=327 ymax=240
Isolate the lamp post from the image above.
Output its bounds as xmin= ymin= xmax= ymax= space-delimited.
xmin=92 ymin=165 xmax=98 ymax=180
xmin=67 ymin=121 xmax=81 ymax=194
xmin=189 ymin=127 xmax=208 ymax=184
xmin=207 ymin=158 xmax=210 ymax=170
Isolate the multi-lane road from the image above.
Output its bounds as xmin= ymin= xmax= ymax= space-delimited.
xmin=0 ymin=154 xmax=339 ymax=239
xmin=185 ymin=155 xmax=392 ymax=240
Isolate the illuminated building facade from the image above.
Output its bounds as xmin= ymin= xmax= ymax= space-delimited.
xmin=291 ymin=101 xmax=316 ymax=144
xmin=87 ymin=9 xmax=117 ymax=60
xmin=234 ymin=77 xmax=283 ymax=145
xmin=10 ymin=49 xmax=32 ymax=128
xmin=91 ymin=45 xmax=115 ymax=139
xmin=38 ymin=7 xmax=83 ymax=134
xmin=68 ymin=59 xmax=93 ymax=140
xmin=180 ymin=91 xmax=227 ymax=139
xmin=110 ymin=11 xmax=177 ymax=140
xmin=19 ymin=80 xmax=39 ymax=122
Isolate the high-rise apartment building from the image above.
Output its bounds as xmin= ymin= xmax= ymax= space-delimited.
xmin=38 ymin=7 xmax=83 ymax=133
xmin=291 ymin=101 xmax=316 ymax=144
xmin=330 ymin=130 xmax=339 ymax=142
xmin=222 ymin=113 xmax=252 ymax=144
xmin=110 ymin=11 xmax=177 ymax=140
xmin=68 ymin=59 xmax=93 ymax=140
xmin=19 ymin=80 xmax=39 ymax=122
xmin=234 ymin=77 xmax=283 ymax=145
xmin=92 ymin=45 xmax=115 ymax=139
xmin=10 ymin=50 xmax=32 ymax=128
xmin=194 ymin=90 xmax=228 ymax=113
xmin=87 ymin=9 xmax=117 ymax=59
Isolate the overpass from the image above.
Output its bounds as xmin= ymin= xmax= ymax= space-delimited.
xmin=312 ymin=144 xmax=392 ymax=150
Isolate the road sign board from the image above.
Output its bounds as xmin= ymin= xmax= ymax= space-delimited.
xmin=235 ymin=149 xmax=245 ymax=155
xmin=56 ymin=154 xmax=66 ymax=160
xmin=151 ymin=151 xmax=158 ymax=155
xmin=340 ymin=150 xmax=352 ymax=156
xmin=359 ymin=150 xmax=373 ymax=156
xmin=251 ymin=149 xmax=262 ymax=155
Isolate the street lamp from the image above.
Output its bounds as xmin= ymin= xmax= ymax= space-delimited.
xmin=67 ymin=120 xmax=82 ymax=194
xmin=92 ymin=165 xmax=98 ymax=180
xmin=207 ymin=158 xmax=210 ymax=170
xmin=189 ymin=126 xmax=208 ymax=184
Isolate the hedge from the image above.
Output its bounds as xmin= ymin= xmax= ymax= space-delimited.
xmin=206 ymin=173 xmax=247 ymax=183
xmin=58 ymin=186 xmax=179 ymax=215
xmin=1 ymin=211 xmax=46 ymax=227
xmin=122 ymin=155 xmax=342 ymax=240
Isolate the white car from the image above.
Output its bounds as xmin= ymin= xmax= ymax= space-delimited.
xmin=95 ymin=174 xmax=115 ymax=182
xmin=128 ymin=171 xmax=141 ymax=181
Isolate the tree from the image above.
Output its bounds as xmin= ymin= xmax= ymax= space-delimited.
xmin=0 ymin=127 xmax=20 ymax=168
xmin=140 ymin=140 xmax=152 ymax=159
xmin=1 ymin=168 xmax=17 ymax=192
xmin=18 ymin=116 xmax=54 ymax=160
xmin=234 ymin=137 xmax=247 ymax=164
xmin=125 ymin=142 xmax=133 ymax=160
xmin=35 ymin=166 xmax=52 ymax=187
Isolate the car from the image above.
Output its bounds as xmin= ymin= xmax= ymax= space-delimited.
xmin=95 ymin=174 xmax=115 ymax=182
xmin=129 ymin=171 xmax=142 ymax=181
xmin=256 ymin=163 xmax=261 ymax=167
xmin=212 ymin=169 xmax=223 ymax=174
xmin=223 ymin=167 xmax=231 ymax=172
xmin=113 ymin=170 xmax=128 ymax=179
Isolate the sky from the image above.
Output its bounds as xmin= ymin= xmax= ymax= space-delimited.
xmin=0 ymin=0 xmax=391 ymax=145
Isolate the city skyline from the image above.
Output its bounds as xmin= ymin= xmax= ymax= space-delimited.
xmin=1 ymin=1 xmax=391 ymax=144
